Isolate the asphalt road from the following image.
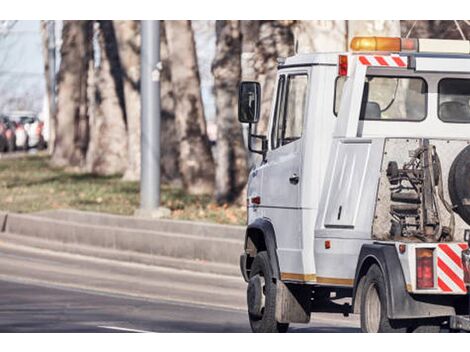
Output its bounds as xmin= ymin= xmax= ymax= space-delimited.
xmin=0 ymin=242 xmax=360 ymax=333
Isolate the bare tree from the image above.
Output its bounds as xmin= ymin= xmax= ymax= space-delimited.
xmin=212 ymin=20 xmax=248 ymax=204
xmin=40 ymin=21 xmax=56 ymax=152
xmin=401 ymin=20 xmax=470 ymax=40
xmin=294 ymin=21 xmax=348 ymax=53
xmin=86 ymin=21 xmax=128 ymax=175
xmin=113 ymin=20 xmax=141 ymax=181
xmin=52 ymin=20 xmax=93 ymax=168
xmin=113 ymin=21 xmax=181 ymax=184
xmin=240 ymin=21 xmax=260 ymax=81
xmin=347 ymin=20 xmax=401 ymax=42
xmin=165 ymin=20 xmax=215 ymax=195
xmin=253 ymin=21 xmax=295 ymax=136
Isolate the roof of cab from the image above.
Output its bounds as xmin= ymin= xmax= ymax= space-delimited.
xmin=281 ymin=52 xmax=343 ymax=67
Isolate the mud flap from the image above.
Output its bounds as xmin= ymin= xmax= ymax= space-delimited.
xmin=275 ymin=281 xmax=311 ymax=324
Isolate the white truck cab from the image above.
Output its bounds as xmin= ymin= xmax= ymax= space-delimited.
xmin=239 ymin=36 xmax=470 ymax=333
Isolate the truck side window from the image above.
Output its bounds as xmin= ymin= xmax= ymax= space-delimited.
xmin=334 ymin=76 xmax=347 ymax=116
xmin=438 ymin=78 xmax=470 ymax=123
xmin=272 ymin=74 xmax=308 ymax=149
xmin=359 ymin=76 xmax=427 ymax=121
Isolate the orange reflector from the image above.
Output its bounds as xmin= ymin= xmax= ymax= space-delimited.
xmin=351 ymin=36 xmax=401 ymax=52
xmin=399 ymin=244 xmax=406 ymax=254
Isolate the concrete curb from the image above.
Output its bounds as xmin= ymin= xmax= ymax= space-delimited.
xmin=36 ymin=209 xmax=245 ymax=240
xmin=0 ymin=233 xmax=240 ymax=277
xmin=0 ymin=211 xmax=243 ymax=265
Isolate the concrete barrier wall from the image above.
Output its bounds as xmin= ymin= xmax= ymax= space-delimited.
xmin=4 ymin=212 xmax=245 ymax=266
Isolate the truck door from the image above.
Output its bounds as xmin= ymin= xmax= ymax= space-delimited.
xmin=259 ymin=69 xmax=310 ymax=272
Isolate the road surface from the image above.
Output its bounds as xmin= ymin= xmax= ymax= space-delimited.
xmin=0 ymin=242 xmax=360 ymax=332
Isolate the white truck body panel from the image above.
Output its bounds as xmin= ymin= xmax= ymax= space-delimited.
xmin=247 ymin=51 xmax=470 ymax=294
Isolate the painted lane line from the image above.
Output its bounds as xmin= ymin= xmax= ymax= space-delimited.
xmin=98 ymin=325 xmax=155 ymax=333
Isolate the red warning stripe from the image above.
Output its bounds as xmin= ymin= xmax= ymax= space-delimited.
xmin=358 ymin=55 xmax=407 ymax=68
xmin=440 ymin=244 xmax=463 ymax=269
xmin=438 ymin=277 xmax=452 ymax=292
xmin=392 ymin=56 xmax=407 ymax=67
xmin=374 ymin=56 xmax=388 ymax=66
xmin=359 ymin=56 xmax=371 ymax=66
xmin=438 ymin=257 xmax=467 ymax=292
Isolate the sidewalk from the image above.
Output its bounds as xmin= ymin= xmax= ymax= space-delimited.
xmin=0 ymin=209 xmax=245 ymax=277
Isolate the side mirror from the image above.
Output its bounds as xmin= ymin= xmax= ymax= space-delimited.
xmin=238 ymin=81 xmax=261 ymax=124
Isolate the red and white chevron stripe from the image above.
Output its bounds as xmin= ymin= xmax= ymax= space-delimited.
xmin=358 ymin=55 xmax=407 ymax=68
xmin=437 ymin=243 xmax=469 ymax=294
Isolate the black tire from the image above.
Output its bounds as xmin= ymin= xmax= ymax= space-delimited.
xmin=7 ymin=137 xmax=15 ymax=152
xmin=247 ymin=251 xmax=289 ymax=333
xmin=360 ymin=264 xmax=407 ymax=333
xmin=0 ymin=136 xmax=6 ymax=153
xmin=37 ymin=136 xmax=46 ymax=150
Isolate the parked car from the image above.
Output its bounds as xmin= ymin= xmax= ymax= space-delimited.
xmin=9 ymin=114 xmax=47 ymax=151
xmin=0 ymin=115 xmax=16 ymax=152
xmin=14 ymin=122 xmax=28 ymax=151
xmin=24 ymin=117 xmax=46 ymax=150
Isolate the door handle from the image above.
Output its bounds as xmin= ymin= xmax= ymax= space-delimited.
xmin=289 ymin=173 xmax=299 ymax=185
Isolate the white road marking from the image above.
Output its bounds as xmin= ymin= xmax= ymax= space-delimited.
xmin=97 ymin=325 xmax=155 ymax=333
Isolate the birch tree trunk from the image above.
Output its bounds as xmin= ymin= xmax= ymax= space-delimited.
xmin=86 ymin=21 xmax=128 ymax=175
xmin=240 ymin=20 xmax=259 ymax=81
xmin=347 ymin=20 xmax=401 ymax=43
xmin=114 ymin=20 xmax=142 ymax=181
xmin=294 ymin=21 xmax=348 ymax=53
xmin=52 ymin=20 xmax=92 ymax=168
xmin=160 ymin=22 xmax=181 ymax=185
xmin=212 ymin=20 xmax=248 ymax=204
xmin=40 ymin=21 xmax=56 ymax=154
xmin=165 ymin=20 xmax=215 ymax=195
xmin=253 ymin=21 xmax=295 ymax=136
xmin=401 ymin=20 xmax=470 ymax=40
xmin=114 ymin=21 xmax=181 ymax=184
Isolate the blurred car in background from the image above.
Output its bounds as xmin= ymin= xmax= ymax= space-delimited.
xmin=8 ymin=112 xmax=47 ymax=151
xmin=0 ymin=115 xmax=16 ymax=152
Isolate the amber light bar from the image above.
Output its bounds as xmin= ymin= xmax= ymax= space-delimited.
xmin=351 ymin=36 xmax=470 ymax=54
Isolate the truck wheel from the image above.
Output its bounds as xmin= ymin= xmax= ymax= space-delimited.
xmin=360 ymin=264 xmax=407 ymax=333
xmin=247 ymin=251 xmax=289 ymax=333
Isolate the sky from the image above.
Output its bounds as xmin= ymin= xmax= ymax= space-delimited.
xmin=0 ymin=20 xmax=45 ymax=114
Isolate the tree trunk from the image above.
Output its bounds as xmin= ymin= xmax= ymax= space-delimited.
xmin=347 ymin=20 xmax=401 ymax=42
xmin=240 ymin=21 xmax=259 ymax=81
xmin=114 ymin=20 xmax=181 ymax=184
xmin=165 ymin=20 xmax=215 ymax=195
xmin=294 ymin=21 xmax=348 ymax=53
xmin=401 ymin=20 xmax=470 ymax=40
xmin=253 ymin=21 xmax=295 ymax=136
xmin=40 ymin=21 xmax=56 ymax=154
xmin=160 ymin=22 xmax=182 ymax=185
xmin=212 ymin=20 xmax=248 ymax=204
xmin=52 ymin=20 xmax=92 ymax=168
xmin=114 ymin=20 xmax=141 ymax=181
xmin=86 ymin=21 xmax=128 ymax=175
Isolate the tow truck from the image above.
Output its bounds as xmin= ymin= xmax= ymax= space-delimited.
xmin=238 ymin=36 xmax=470 ymax=333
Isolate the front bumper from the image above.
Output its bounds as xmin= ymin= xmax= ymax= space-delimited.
xmin=450 ymin=315 xmax=470 ymax=332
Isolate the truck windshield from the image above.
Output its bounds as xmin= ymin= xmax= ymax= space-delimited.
xmin=359 ymin=76 xmax=427 ymax=121
xmin=438 ymin=78 xmax=470 ymax=123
